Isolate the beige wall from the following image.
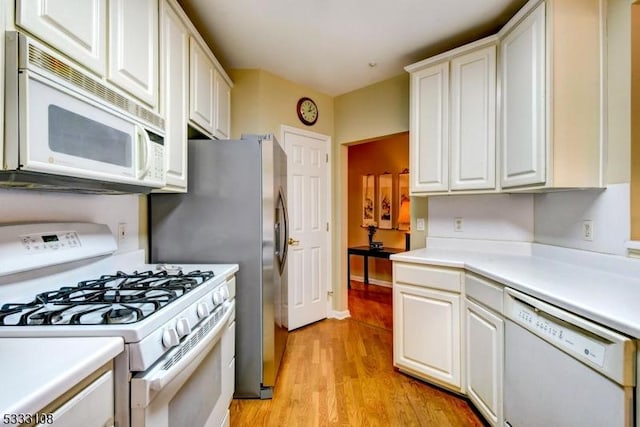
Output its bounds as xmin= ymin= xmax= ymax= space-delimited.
xmin=332 ymin=75 xmax=410 ymax=312
xmin=228 ymin=69 xmax=334 ymax=139
xmin=631 ymin=1 xmax=640 ymax=239
xmin=334 ymin=74 xmax=409 ymax=145
xmin=608 ymin=0 xmax=632 ymax=185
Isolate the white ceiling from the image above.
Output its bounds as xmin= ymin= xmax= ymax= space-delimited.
xmin=178 ymin=0 xmax=526 ymax=96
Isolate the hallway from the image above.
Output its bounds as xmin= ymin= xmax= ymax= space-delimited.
xmin=230 ymin=282 xmax=483 ymax=426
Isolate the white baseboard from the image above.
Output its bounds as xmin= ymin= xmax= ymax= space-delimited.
xmin=349 ymin=275 xmax=392 ymax=288
xmin=331 ymin=310 xmax=350 ymax=320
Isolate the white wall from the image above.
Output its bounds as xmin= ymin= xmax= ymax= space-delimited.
xmin=425 ymin=184 xmax=630 ymax=256
xmin=534 ymin=183 xmax=630 ymax=256
xmin=0 ymin=189 xmax=144 ymax=253
xmin=428 ymin=193 xmax=534 ymax=241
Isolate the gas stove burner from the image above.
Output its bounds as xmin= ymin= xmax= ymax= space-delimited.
xmin=103 ymin=307 xmax=138 ymax=324
xmin=0 ymin=268 xmax=216 ymax=326
xmin=157 ymin=264 xmax=183 ymax=274
xmin=27 ymin=307 xmax=65 ymax=325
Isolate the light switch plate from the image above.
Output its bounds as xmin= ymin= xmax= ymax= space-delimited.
xmin=416 ymin=218 xmax=425 ymax=231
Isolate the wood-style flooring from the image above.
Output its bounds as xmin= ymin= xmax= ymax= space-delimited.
xmin=347 ymin=280 xmax=393 ymax=330
xmin=229 ymin=281 xmax=484 ymax=426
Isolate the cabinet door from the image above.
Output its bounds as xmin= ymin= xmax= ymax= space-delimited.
xmin=160 ymin=0 xmax=189 ymax=191
xmin=450 ymin=45 xmax=496 ymax=190
xmin=108 ymin=0 xmax=158 ymax=107
xmin=410 ymin=62 xmax=449 ymax=193
xmin=214 ymin=72 xmax=231 ymax=140
xmin=500 ymin=3 xmax=546 ymax=188
xmin=39 ymin=370 xmax=114 ymax=427
xmin=189 ymin=38 xmax=216 ymax=136
xmin=465 ymin=298 xmax=503 ymax=427
xmin=393 ymin=283 xmax=461 ymax=390
xmin=17 ymin=0 xmax=107 ymax=75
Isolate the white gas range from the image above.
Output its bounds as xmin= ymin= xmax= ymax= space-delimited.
xmin=0 ymin=222 xmax=237 ymax=427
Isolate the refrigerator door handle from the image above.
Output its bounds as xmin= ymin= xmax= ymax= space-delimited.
xmin=276 ymin=187 xmax=289 ymax=275
xmin=275 ymin=221 xmax=281 ymax=258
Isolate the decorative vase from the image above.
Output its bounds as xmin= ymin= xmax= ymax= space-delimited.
xmin=367 ymin=225 xmax=376 ymax=248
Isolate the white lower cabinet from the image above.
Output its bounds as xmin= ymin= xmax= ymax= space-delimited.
xmin=42 ymin=366 xmax=115 ymax=427
xmin=465 ymin=298 xmax=503 ymax=426
xmin=393 ymin=262 xmax=463 ymax=392
xmin=393 ymin=262 xmax=505 ymax=426
xmin=464 ymin=272 xmax=505 ymax=426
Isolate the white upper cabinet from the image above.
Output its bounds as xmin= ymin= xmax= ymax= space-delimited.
xmin=17 ymin=0 xmax=159 ymax=108
xmin=16 ymin=0 xmax=107 ymax=75
xmin=159 ymin=0 xmax=189 ymax=192
xmin=158 ymin=0 xmax=233 ymax=191
xmin=189 ymin=38 xmax=216 ymax=136
xmin=214 ymin=72 xmax=231 ymax=140
xmin=409 ymin=62 xmax=449 ymax=193
xmin=499 ymin=0 xmax=604 ymax=190
xmin=450 ymin=45 xmax=496 ymax=190
xmin=406 ymin=37 xmax=497 ymax=195
xmin=108 ymin=0 xmax=158 ymax=107
xmin=500 ymin=2 xmax=546 ymax=188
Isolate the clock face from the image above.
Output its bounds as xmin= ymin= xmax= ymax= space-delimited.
xmin=297 ymin=97 xmax=318 ymax=125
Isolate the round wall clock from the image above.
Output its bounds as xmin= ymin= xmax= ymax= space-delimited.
xmin=296 ymin=97 xmax=318 ymax=126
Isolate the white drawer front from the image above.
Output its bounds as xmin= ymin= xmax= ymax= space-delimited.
xmin=394 ymin=262 xmax=462 ymax=292
xmin=466 ymin=273 xmax=503 ymax=314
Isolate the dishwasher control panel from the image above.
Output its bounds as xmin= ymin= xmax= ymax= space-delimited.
xmin=512 ymin=301 xmax=606 ymax=367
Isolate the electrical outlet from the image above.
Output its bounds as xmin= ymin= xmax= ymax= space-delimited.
xmin=118 ymin=222 xmax=127 ymax=242
xmin=582 ymin=220 xmax=593 ymax=241
xmin=416 ymin=218 xmax=425 ymax=231
xmin=454 ymin=217 xmax=464 ymax=232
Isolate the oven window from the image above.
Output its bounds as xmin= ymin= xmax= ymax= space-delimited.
xmin=48 ymin=105 xmax=132 ymax=167
xmin=168 ymin=341 xmax=222 ymax=427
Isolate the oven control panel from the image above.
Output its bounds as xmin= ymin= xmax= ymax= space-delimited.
xmin=511 ymin=301 xmax=606 ymax=367
xmin=20 ymin=231 xmax=81 ymax=252
xmin=0 ymin=222 xmax=116 ymax=276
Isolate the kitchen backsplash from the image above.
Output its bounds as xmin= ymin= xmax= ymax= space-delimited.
xmin=425 ymin=183 xmax=630 ymax=256
xmin=0 ymin=189 xmax=143 ymax=253
xmin=534 ymin=183 xmax=630 ymax=256
xmin=428 ymin=193 xmax=534 ymax=241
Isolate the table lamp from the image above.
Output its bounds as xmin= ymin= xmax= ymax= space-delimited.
xmin=398 ymin=197 xmax=410 ymax=250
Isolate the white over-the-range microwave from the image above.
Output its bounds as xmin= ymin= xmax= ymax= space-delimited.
xmin=1 ymin=32 xmax=166 ymax=193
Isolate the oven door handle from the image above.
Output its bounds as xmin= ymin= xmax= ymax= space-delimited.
xmin=131 ymin=301 xmax=235 ymax=407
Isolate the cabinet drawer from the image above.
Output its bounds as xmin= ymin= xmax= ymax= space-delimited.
xmin=465 ymin=273 xmax=503 ymax=314
xmin=394 ymin=262 xmax=462 ymax=293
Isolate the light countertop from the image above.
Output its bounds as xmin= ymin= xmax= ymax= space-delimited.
xmin=0 ymin=337 xmax=123 ymax=419
xmin=391 ymin=245 xmax=640 ymax=338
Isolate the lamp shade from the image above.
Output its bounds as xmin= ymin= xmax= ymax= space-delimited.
xmin=397 ymin=198 xmax=410 ymax=230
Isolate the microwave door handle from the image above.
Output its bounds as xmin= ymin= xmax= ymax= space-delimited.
xmin=136 ymin=125 xmax=152 ymax=179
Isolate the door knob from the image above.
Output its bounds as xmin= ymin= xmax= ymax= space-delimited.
xmin=288 ymin=237 xmax=300 ymax=246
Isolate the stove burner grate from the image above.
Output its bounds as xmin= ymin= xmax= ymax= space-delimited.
xmin=0 ymin=269 xmax=215 ymax=326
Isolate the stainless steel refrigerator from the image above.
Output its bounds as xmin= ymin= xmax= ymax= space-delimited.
xmin=148 ymin=135 xmax=289 ymax=399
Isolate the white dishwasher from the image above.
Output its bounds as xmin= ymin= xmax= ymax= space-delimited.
xmin=503 ymin=288 xmax=636 ymax=427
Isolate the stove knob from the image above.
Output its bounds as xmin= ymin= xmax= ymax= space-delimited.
xmin=197 ymin=302 xmax=210 ymax=319
xmin=212 ymin=290 xmax=224 ymax=305
xmin=162 ymin=327 xmax=179 ymax=349
xmin=176 ymin=318 xmax=191 ymax=337
xmin=221 ymin=286 xmax=230 ymax=299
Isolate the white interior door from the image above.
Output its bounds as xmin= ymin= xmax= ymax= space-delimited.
xmin=282 ymin=126 xmax=330 ymax=330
